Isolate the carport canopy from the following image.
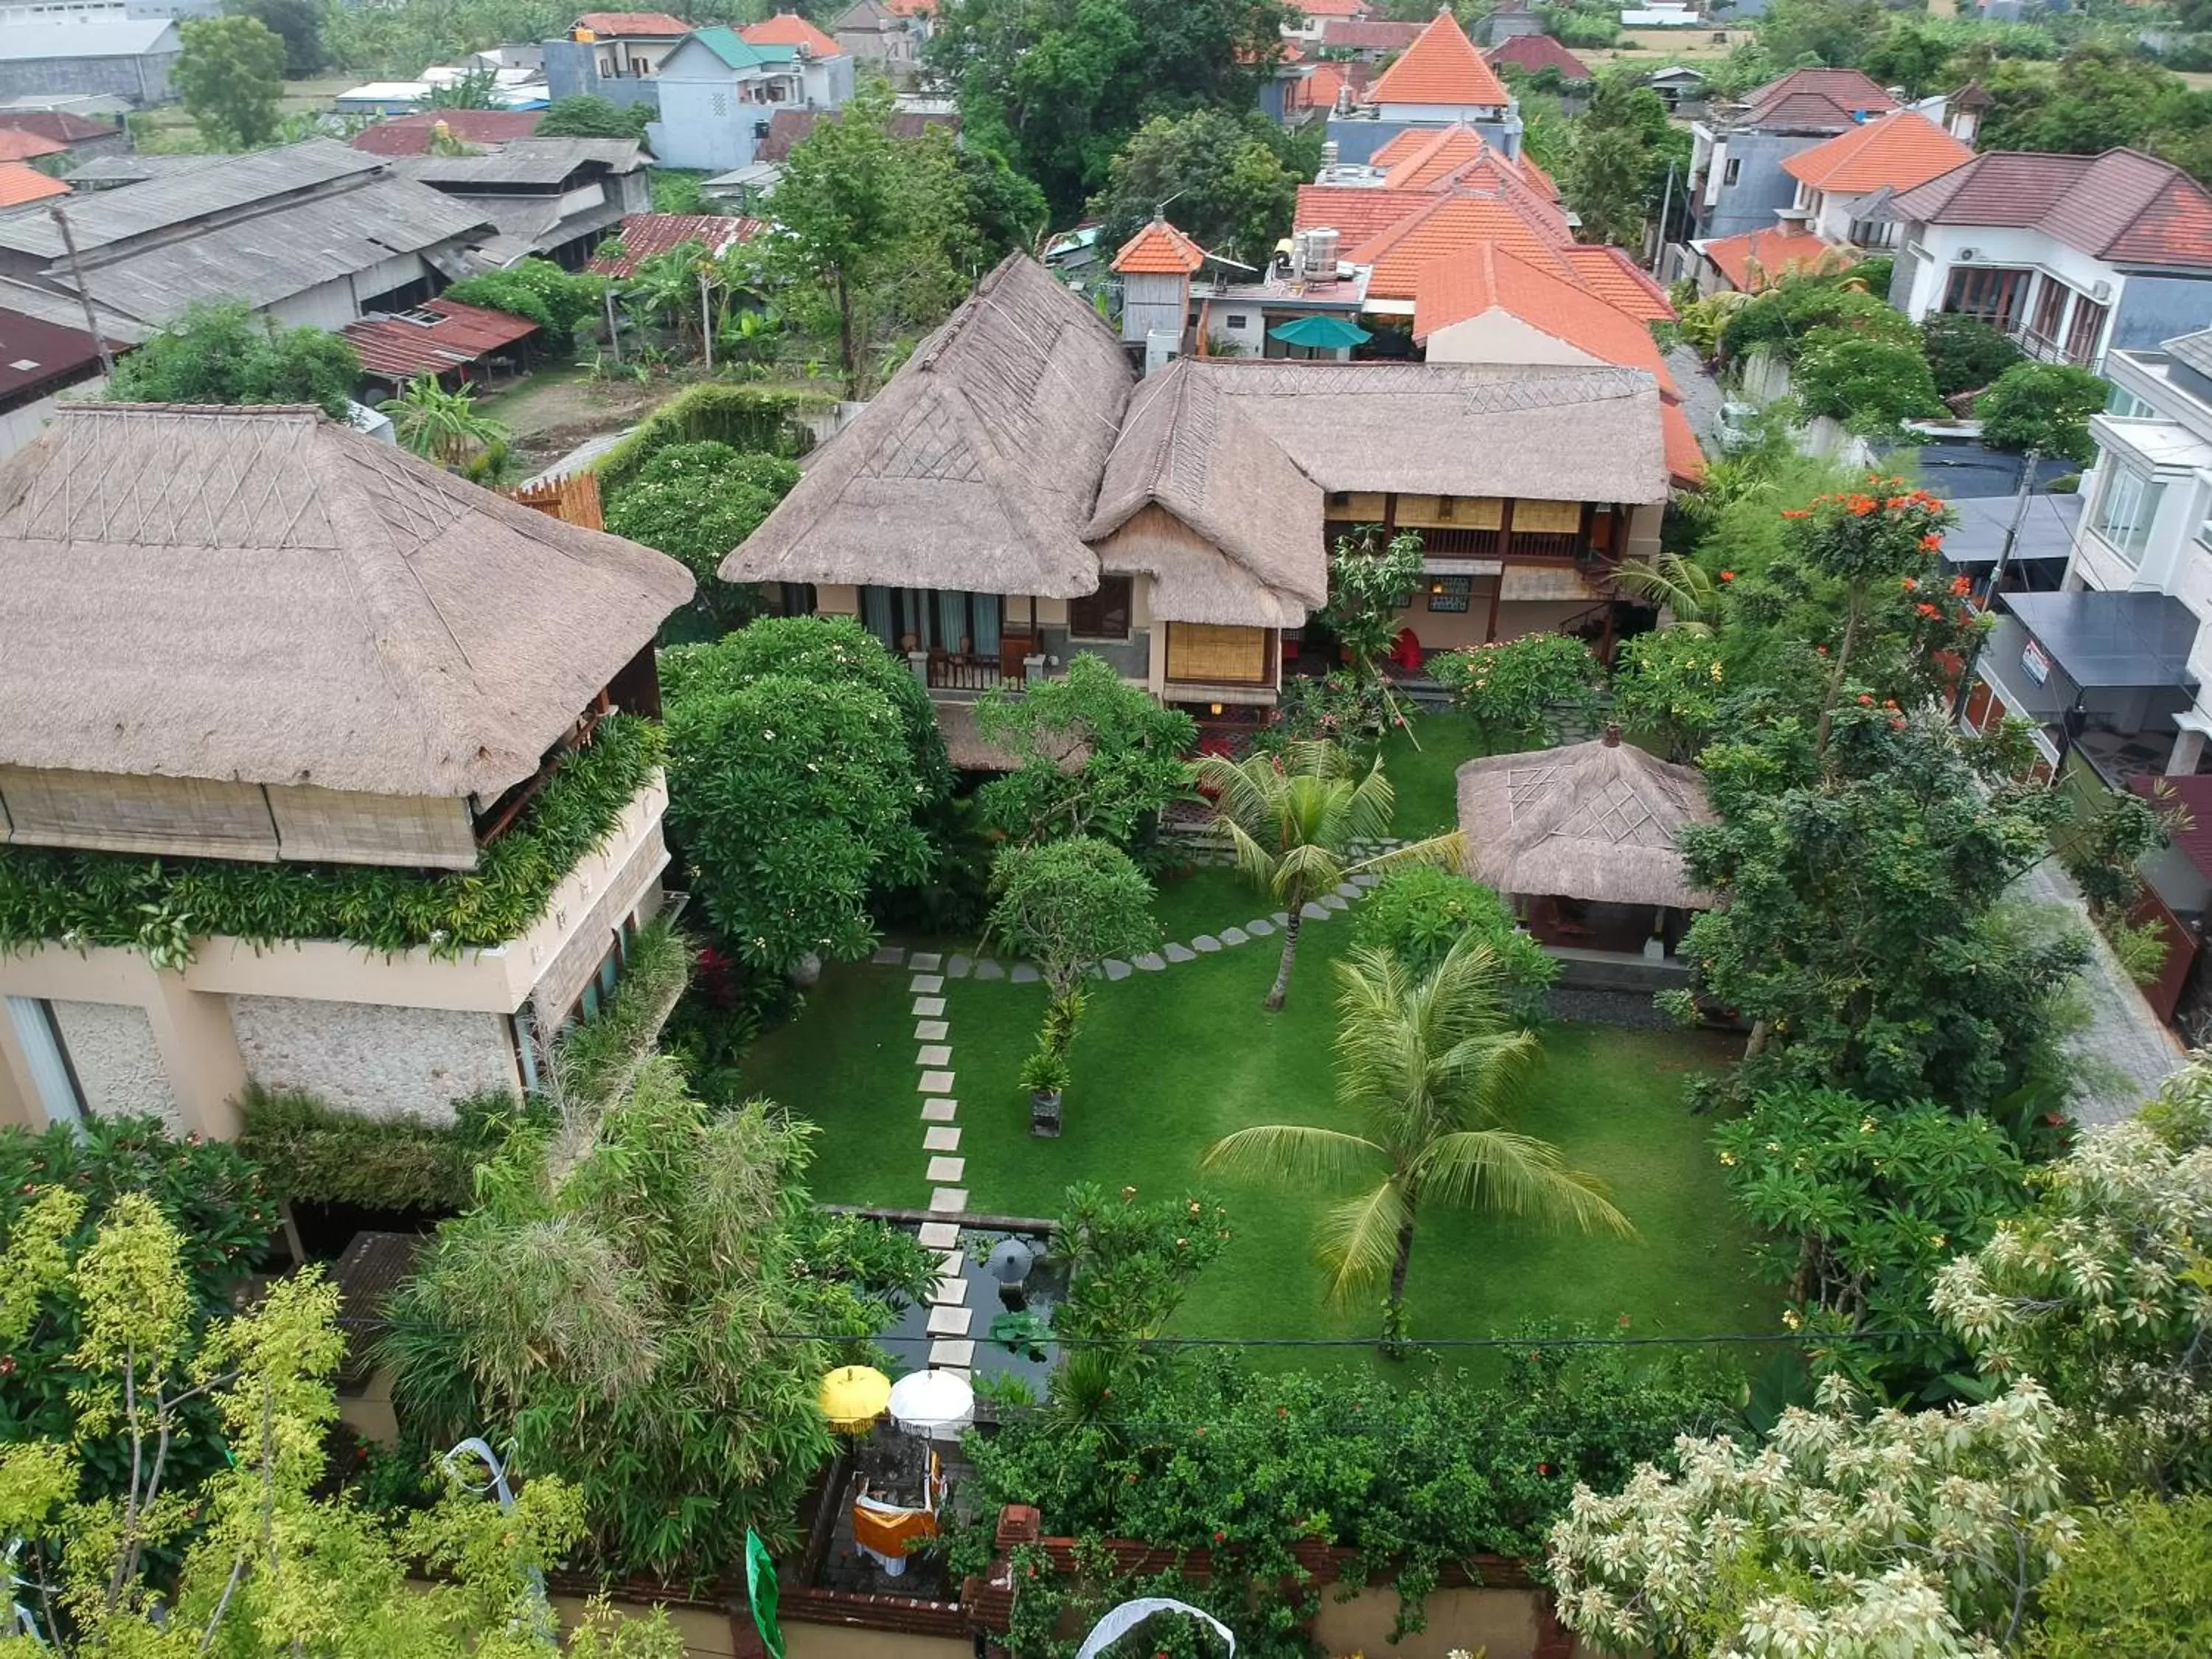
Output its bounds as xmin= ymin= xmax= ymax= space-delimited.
xmin=2001 ymin=590 xmax=2200 ymax=692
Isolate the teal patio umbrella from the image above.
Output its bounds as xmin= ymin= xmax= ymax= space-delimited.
xmin=1267 ymin=313 xmax=1371 ymax=350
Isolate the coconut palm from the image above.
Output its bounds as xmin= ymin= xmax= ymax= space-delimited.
xmin=1203 ymin=936 xmax=1634 ymax=1338
xmin=380 ymin=375 xmax=508 ymax=470
xmin=1612 ymin=549 xmax=1720 ymax=633
xmin=1194 ymin=739 xmax=1464 ymax=1010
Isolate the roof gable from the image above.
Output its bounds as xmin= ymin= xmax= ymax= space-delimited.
xmin=681 ymin=24 xmax=799 ymax=69
xmin=1744 ymin=67 xmax=1896 ymax=128
xmin=1113 ymin=218 xmax=1206 ymax=275
xmin=1367 ymin=7 xmax=1509 ymax=106
xmin=0 ymin=162 xmax=66 ymax=206
xmin=1698 ymin=226 xmax=1848 ymax=293
xmin=1413 ymin=243 xmax=1677 ymax=397
xmin=740 ymin=12 xmax=844 ymax=55
xmin=1890 ymin=146 xmax=2212 ymax=272
xmin=1781 ymin=110 xmax=1970 ymax=195
xmin=1483 ymin=33 xmax=1591 ymax=80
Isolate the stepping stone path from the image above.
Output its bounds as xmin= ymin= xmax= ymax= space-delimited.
xmin=1165 ymin=942 xmax=1197 ymax=963
xmin=1192 ymin=934 xmax=1222 ymax=953
xmin=1220 ymin=925 xmax=1248 ymax=946
xmin=1104 ymin=958 xmax=1132 ymax=981
xmin=1133 ymin=951 xmax=1166 ymax=972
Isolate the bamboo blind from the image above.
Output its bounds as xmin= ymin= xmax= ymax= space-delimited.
xmin=0 ymin=766 xmax=281 ymax=860
xmin=266 ymin=786 xmax=479 ymax=869
xmin=1165 ymin=624 xmax=1270 ymax=685
xmin=1512 ymin=498 xmax=1583 ymax=533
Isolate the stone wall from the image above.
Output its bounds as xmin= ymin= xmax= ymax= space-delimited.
xmin=229 ymin=997 xmax=517 ymax=1123
xmin=528 ymin=818 xmax=667 ymax=1029
xmin=50 ymin=999 xmax=180 ymax=1127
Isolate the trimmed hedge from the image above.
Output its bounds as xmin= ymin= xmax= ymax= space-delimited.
xmin=594 ymin=382 xmax=836 ymax=495
xmin=237 ymin=1083 xmax=526 ymax=1212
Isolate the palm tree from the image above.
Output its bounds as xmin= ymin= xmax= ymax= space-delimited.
xmin=380 ymin=375 xmax=508 ymax=470
xmin=1203 ymin=936 xmax=1634 ymax=1338
xmin=1612 ymin=549 xmax=1720 ymax=633
xmin=1194 ymin=740 xmax=1464 ymax=1010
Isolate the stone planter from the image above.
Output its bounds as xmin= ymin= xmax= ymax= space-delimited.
xmin=790 ymin=950 xmax=822 ymax=987
xmin=1029 ymin=1088 xmax=1062 ymax=1138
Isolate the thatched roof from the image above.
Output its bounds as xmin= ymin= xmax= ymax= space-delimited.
xmin=1085 ymin=358 xmax=1326 ymax=627
xmin=1455 ymin=731 xmax=1714 ymax=909
xmin=0 ymin=405 xmax=693 ymax=801
xmin=724 ymin=253 xmax=1133 ymax=597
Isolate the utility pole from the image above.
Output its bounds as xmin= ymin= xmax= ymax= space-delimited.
xmin=1653 ymin=160 xmax=1677 ymax=276
xmin=602 ymin=283 xmax=622 ymax=366
xmin=698 ymin=265 xmax=713 ymax=372
xmin=49 ymin=203 xmax=112 ymax=380
xmin=1950 ymin=447 xmax=2041 ymax=723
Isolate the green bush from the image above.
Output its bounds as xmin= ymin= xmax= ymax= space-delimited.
xmin=236 ymin=1083 xmax=527 ymax=1212
xmin=1919 ymin=313 xmax=2023 ymax=398
xmin=1977 ymin=361 xmax=2108 ymax=464
xmin=2028 ymin=1496 xmax=2212 ymax=1658
xmin=1718 ymin=277 xmax=1917 ymax=367
xmin=442 ymin=257 xmax=607 ymax=344
xmin=0 ymin=715 xmax=662 ymax=961
xmin=594 ymin=382 xmax=836 ymax=495
xmin=1349 ymin=867 xmax=1557 ymax=1021
xmin=1791 ymin=326 xmax=1947 ymax=436
xmin=1430 ymin=633 xmax=1602 ymax=740
xmin=603 ymin=441 xmax=799 ymax=632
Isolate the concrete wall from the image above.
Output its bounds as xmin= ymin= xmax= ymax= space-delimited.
xmin=543 ymin=38 xmax=661 ymax=109
xmin=228 ymin=998 xmax=517 ymax=1122
xmin=649 ymin=75 xmax=763 ymax=172
xmin=1425 ymin=309 xmax=1604 ymax=368
xmin=0 ymin=48 xmax=174 ymax=103
xmin=1310 ymin=1582 xmax=1554 ymax=1659
xmin=51 ymin=998 xmax=180 ymax=1126
xmin=1696 ymin=128 xmax=1816 ymax=240
xmin=1325 ymin=111 xmax=1519 ymax=164
xmin=0 ymin=368 xmax=102 ymax=462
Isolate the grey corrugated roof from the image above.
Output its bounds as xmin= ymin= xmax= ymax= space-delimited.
xmin=0 ymin=18 xmax=176 ymax=60
xmin=397 ymin=138 xmax=643 ymax=187
xmin=58 ymin=153 xmax=227 ymax=187
xmin=0 ymin=274 xmax=146 ymax=343
xmin=2166 ymin=327 xmax=2212 ymax=380
xmin=0 ymin=139 xmax=382 ymax=257
xmin=60 ymin=176 xmax=493 ymax=324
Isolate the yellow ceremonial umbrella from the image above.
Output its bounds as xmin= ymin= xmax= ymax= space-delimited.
xmin=818 ymin=1364 xmax=891 ymax=1432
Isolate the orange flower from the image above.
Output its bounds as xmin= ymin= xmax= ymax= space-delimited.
xmin=1719 ymin=569 xmax=1736 ymax=581
xmin=1917 ymin=602 xmax=1940 ymax=618
xmin=1950 ymin=574 xmax=1972 ymax=597
xmin=1781 ymin=508 xmax=1810 ymax=520
xmin=1901 ymin=577 xmax=1918 ymax=591
xmin=1857 ymin=693 xmax=1874 ymax=706
xmin=1920 ymin=534 xmax=1943 ymax=551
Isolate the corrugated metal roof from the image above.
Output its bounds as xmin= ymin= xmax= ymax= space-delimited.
xmin=585 ymin=211 xmax=763 ymax=274
xmin=0 ymin=18 xmax=175 ymax=59
xmin=398 ymin=137 xmax=642 ymax=187
xmin=349 ymin=110 xmax=544 ymax=156
xmin=0 ymin=139 xmax=383 ymax=256
xmin=341 ymin=296 xmax=538 ymax=377
xmin=0 ymin=303 xmax=100 ymax=399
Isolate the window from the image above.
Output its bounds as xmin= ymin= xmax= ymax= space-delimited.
xmin=1944 ymin=265 xmax=2032 ymax=333
xmin=1427 ymin=575 xmax=1472 ymax=613
xmin=1225 ymin=314 xmax=1248 ymax=329
xmin=4 ymin=996 xmax=86 ymax=1125
xmin=712 ymin=91 xmax=726 ymax=117
xmin=1722 ymin=157 xmax=1742 ymax=186
xmin=2093 ymin=461 xmax=2166 ymax=563
xmin=2108 ymin=385 xmax=2154 ymax=419
xmin=1846 ymin=218 xmax=1896 ymax=249
xmin=2064 ymin=297 xmax=2108 ymax=368
xmin=1069 ymin=576 xmax=1133 ymax=639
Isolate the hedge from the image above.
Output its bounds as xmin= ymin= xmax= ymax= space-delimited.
xmin=594 ymin=382 xmax=838 ymax=496
xmin=236 ymin=1083 xmax=524 ymax=1212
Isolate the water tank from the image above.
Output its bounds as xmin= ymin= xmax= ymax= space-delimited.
xmin=1306 ymin=226 xmax=1340 ymax=274
xmin=1321 ymin=139 xmax=1340 ymax=169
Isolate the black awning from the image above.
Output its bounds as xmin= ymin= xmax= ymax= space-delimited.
xmin=2000 ymin=590 xmax=2201 ymax=692
xmin=1940 ymin=493 xmax=2084 ymax=565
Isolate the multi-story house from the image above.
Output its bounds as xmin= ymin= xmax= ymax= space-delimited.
xmin=399 ymin=136 xmax=650 ymax=270
xmin=1321 ymin=8 xmax=1523 ymax=165
xmin=0 ymin=404 xmax=692 ymax=1136
xmin=542 ymin=11 xmax=692 ymax=111
xmin=645 ymin=21 xmax=851 ymax=173
xmin=1886 ymin=147 xmax=2212 ymax=375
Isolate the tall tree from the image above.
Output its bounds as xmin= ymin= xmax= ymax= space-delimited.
xmin=974 ymin=653 xmax=1196 ymax=855
xmin=1088 ymin=108 xmax=1298 ymax=266
xmin=1756 ymin=0 xmax=1888 ymax=69
xmin=1565 ymin=69 xmax=1688 ymax=250
xmin=230 ymin=0 xmax=324 ymax=77
xmin=1194 ymin=740 xmax=1464 ymax=1010
xmin=1204 ymin=935 xmax=1630 ymax=1341
xmin=602 ymin=442 xmax=799 ymax=633
xmin=174 ymin=14 xmax=288 ymax=149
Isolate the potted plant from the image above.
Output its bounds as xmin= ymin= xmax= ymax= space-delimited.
xmin=1020 ymin=1046 xmax=1070 ymax=1138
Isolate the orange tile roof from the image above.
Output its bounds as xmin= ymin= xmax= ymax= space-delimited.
xmin=1113 ymin=218 xmax=1206 ymax=276
xmin=573 ymin=11 xmax=691 ymax=35
xmin=1517 ymin=149 xmax=1559 ymax=201
xmin=1700 ymin=226 xmax=1849 ymax=293
xmin=1355 ymin=194 xmax=1573 ymax=299
xmin=1293 ymin=60 xmax=1374 ymax=108
xmin=1781 ymin=110 xmax=1971 ymax=195
xmin=1380 ymin=125 xmax=1491 ymax=189
xmin=0 ymin=129 xmax=64 ymax=163
xmin=1293 ymin=0 xmax=1371 ymax=15
xmin=1368 ymin=8 xmax=1510 ymax=107
xmin=1295 ymin=183 xmax=1450 ymax=246
xmin=886 ymin=0 xmax=936 ymax=13
xmin=1663 ymin=402 xmax=1705 ymax=485
xmin=741 ymin=11 xmax=843 ymax=55
xmin=0 ymin=163 xmax=67 ymax=207
xmin=1413 ymin=243 xmax=1675 ymax=397
xmin=1560 ymin=246 xmax=1674 ymax=321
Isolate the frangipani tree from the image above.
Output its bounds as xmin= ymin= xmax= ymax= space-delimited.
xmin=1194 ymin=740 xmax=1464 ymax=1010
xmin=1204 ymin=936 xmax=1630 ymax=1343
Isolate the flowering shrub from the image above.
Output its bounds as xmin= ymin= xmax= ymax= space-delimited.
xmin=1609 ymin=627 xmax=1726 ymax=762
xmin=1349 ymin=866 xmax=1557 ymax=1022
xmin=603 ymin=440 xmax=800 ymax=633
xmin=1430 ymin=633 xmax=1601 ymax=740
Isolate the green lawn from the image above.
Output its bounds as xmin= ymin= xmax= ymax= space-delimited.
xmin=742 ymin=864 xmax=1769 ymax=1373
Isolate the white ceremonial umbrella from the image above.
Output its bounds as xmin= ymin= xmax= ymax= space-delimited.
xmin=887 ymin=1368 xmax=975 ymax=1439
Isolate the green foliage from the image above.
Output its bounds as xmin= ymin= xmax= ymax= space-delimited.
xmin=1349 ymin=867 xmax=1557 ymax=1023
xmin=1565 ymin=69 xmax=1688 ymax=249
xmin=1715 ymin=1086 xmax=2028 ymax=1400
xmin=232 ymin=0 xmax=324 ymax=76
xmin=1319 ymin=527 xmax=1424 ymax=681
xmin=1088 ymin=108 xmax=1298 ymax=265
xmin=424 ymin=63 xmax=501 ymax=108
xmin=2028 ymin=1497 xmax=2212 ymax=1659
xmin=175 ymin=14 xmax=286 ymax=147
xmin=1918 ymin=313 xmax=2023 ymax=399
xmin=443 ymin=257 xmax=608 ymax=344
xmin=1718 ymin=272 xmax=1913 ymax=368
xmin=1610 ymin=627 xmax=1727 ymax=762
xmin=1974 ymin=46 xmax=2212 ymax=187
xmin=593 ymin=380 xmax=830 ymax=494
xmin=975 ymin=655 xmax=1196 ymax=857
xmin=0 ymin=713 xmax=662 ymax=961
xmin=661 ymin=619 xmax=947 ymax=974
xmin=602 ymin=441 xmax=799 ymax=633
xmin=382 ymin=374 xmax=509 ymax=468
xmin=987 ymin=837 xmax=1157 ymax=1088
xmin=236 ymin=1084 xmax=531 ymax=1213
xmin=650 ymin=167 xmax=709 ymax=215
xmin=537 ymin=94 xmax=655 ymax=139
xmin=1791 ymin=324 xmax=1945 ymax=437
xmin=108 ymin=300 xmax=362 ymax=420
xmin=1976 ymin=362 xmax=2109 ymax=464
xmin=1430 ymin=632 xmax=1602 ymax=740
xmin=1265 ymin=668 xmax=1394 ymax=751
xmin=1756 ymin=0 xmax=1889 ymax=69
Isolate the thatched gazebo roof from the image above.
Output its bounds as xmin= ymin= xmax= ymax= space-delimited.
xmin=1455 ymin=728 xmax=1714 ymax=911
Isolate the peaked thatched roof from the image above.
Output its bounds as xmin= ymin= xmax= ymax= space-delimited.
xmin=1085 ymin=358 xmax=1326 ymax=627
xmin=0 ymin=405 xmax=693 ymax=801
xmin=725 ymin=253 xmax=1133 ymax=597
xmin=1455 ymin=732 xmax=1714 ymax=909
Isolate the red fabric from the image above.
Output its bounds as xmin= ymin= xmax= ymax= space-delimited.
xmin=1391 ymin=627 xmax=1425 ymax=671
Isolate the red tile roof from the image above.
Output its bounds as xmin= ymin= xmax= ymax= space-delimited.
xmin=1321 ymin=18 xmax=1422 ymax=50
xmin=1113 ymin=218 xmax=1207 ymax=276
xmin=1890 ymin=147 xmax=2212 ymax=273
xmin=1782 ymin=110 xmax=1971 ymax=195
xmin=588 ymin=212 xmax=765 ymax=276
xmin=1367 ymin=8 xmax=1509 ymax=107
xmin=347 ymin=109 xmax=544 ymax=156
xmin=1700 ymin=226 xmax=1848 ymax=293
xmin=1353 ymin=194 xmax=1573 ymax=299
xmin=1290 ymin=60 xmax=1374 ymax=109
xmin=1484 ymin=33 xmax=1592 ymax=80
xmin=573 ymin=11 xmax=690 ymax=36
xmin=0 ymin=129 xmax=65 ymax=163
xmin=1295 ymin=183 xmax=1458 ymax=247
xmin=1560 ymin=246 xmax=1674 ymax=321
xmin=0 ymin=163 xmax=66 ymax=207
xmin=1742 ymin=67 xmax=1897 ymax=130
xmin=1293 ymin=0 xmax=1372 ymax=15
xmin=1379 ymin=124 xmax=1492 ymax=188
xmin=1413 ymin=243 xmax=1675 ymax=392
xmin=741 ymin=12 xmax=844 ymax=55
xmin=1663 ymin=403 xmax=1705 ymax=485
xmin=0 ymin=110 xmax=117 ymax=145
xmin=1517 ymin=149 xmax=1560 ymax=202
xmin=341 ymin=299 xmax=539 ymax=379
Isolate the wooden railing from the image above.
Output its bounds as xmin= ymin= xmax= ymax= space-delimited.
xmin=927 ymin=653 xmax=1025 ymax=692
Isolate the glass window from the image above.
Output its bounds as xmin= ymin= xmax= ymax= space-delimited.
xmin=2093 ymin=462 xmax=2166 ymax=562
xmin=2107 ymin=385 xmax=2153 ymax=419
xmin=1722 ymin=157 xmax=1741 ymax=186
xmin=1225 ymin=314 xmax=1248 ymax=329
xmin=1069 ymin=576 xmax=1133 ymax=639
xmin=1427 ymin=575 xmax=1472 ymax=613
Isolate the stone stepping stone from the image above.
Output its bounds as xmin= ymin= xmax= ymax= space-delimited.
xmin=917 ymin=1043 xmax=953 ymax=1068
xmin=933 ymin=1363 xmax=972 ymax=1382
xmin=925 ymin=1155 xmax=966 ymax=1183
xmin=946 ymin=954 xmax=973 ymax=979
xmin=1300 ymin=901 xmax=1329 ymax=921
xmin=929 ymin=1276 xmax=967 ymax=1307
xmin=928 ymin=1338 xmax=974 ymax=1368
xmin=910 ymin=973 xmax=944 ymax=993
xmin=1165 ymin=942 xmax=1196 ymax=963
xmin=1009 ymin=962 xmax=1039 ymax=984
xmin=974 ymin=959 xmax=1005 ymax=981
xmin=1247 ymin=918 xmax=1275 ymax=936
xmin=925 ymin=1304 xmax=973 ymax=1337
xmin=931 ymin=1248 xmax=963 ymax=1276
xmin=1103 ymin=958 xmax=1131 ymax=981
xmin=1192 ymin=934 xmax=1222 ymax=953
xmin=921 ymin=1097 xmax=957 ymax=1122
xmin=872 ymin=945 xmax=907 ymax=966
xmin=912 ymin=995 xmax=946 ymax=1018
xmin=914 ymin=1019 xmax=949 ymax=1042
xmin=1220 ymin=926 xmax=1248 ymax=946
xmin=908 ymin=952 xmax=944 ymax=972
xmin=928 ymin=1186 xmax=969 ymax=1213
xmin=1272 ymin=911 xmax=1290 ymax=928
xmin=918 ymin=1069 xmax=956 ymax=1093
xmin=1321 ymin=892 xmax=1349 ymax=911
xmin=1133 ymin=952 xmax=1166 ymax=972
xmin=924 ymin=1125 xmax=961 ymax=1152
xmin=917 ymin=1221 xmax=960 ymax=1250
xmin=1351 ymin=872 xmax=1381 ymax=889
xmin=1334 ymin=882 xmax=1362 ymax=900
